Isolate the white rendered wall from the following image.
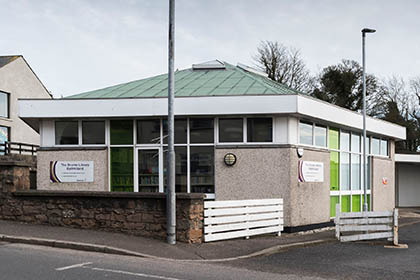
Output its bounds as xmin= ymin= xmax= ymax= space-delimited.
xmin=397 ymin=163 xmax=420 ymax=207
xmin=0 ymin=57 xmax=51 ymax=144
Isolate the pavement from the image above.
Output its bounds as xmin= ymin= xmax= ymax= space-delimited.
xmin=0 ymin=207 xmax=418 ymax=262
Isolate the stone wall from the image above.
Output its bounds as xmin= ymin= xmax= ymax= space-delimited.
xmin=0 ymin=154 xmax=37 ymax=191
xmin=0 ymin=190 xmax=204 ymax=243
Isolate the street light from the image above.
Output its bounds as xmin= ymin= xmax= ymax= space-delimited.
xmin=362 ymin=27 xmax=376 ymax=212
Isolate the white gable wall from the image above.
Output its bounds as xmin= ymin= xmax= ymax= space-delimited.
xmin=0 ymin=57 xmax=51 ymax=145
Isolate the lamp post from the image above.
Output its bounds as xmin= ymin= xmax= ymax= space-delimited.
xmin=167 ymin=0 xmax=176 ymax=244
xmin=362 ymin=28 xmax=376 ymax=212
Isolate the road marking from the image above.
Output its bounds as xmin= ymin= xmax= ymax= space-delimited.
xmin=55 ymin=262 xmax=92 ymax=271
xmin=90 ymin=266 xmax=184 ymax=280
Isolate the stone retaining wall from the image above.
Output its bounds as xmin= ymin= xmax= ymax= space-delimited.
xmin=0 ymin=190 xmax=204 ymax=243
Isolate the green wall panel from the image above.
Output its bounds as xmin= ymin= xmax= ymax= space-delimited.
xmin=330 ymin=152 xmax=339 ymax=191
xmin=329 ymin=128 xmax=339 ymax=150
xmin=352 ymin=195 xmax=361 ymax=212
xmin=341 ymin=195 xmax=350 ymax=212
xmin=330 ymin=196 xmax=339 ymax=217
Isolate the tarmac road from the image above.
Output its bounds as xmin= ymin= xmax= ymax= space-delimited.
xmin=224 ymin=221 xmax=420 ymax=280
xmin=0 ymin=242 xmax=323 ymax=280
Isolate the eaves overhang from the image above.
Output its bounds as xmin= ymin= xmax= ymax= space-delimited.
xmin=18 ymin=95 xmax=406 ymax=140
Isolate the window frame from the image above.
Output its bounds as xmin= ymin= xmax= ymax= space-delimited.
xmin=0 ymin=91 xmax=10 ymax=119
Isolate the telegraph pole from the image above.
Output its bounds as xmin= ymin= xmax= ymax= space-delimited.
xmin=167 ymin=0 xmax=176 ymax=244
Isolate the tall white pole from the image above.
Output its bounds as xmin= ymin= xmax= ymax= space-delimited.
xmin=167 ymin=0 xmax=176 ymax=244
xmin=362 ymin=31 xmax=368 ymax=213
xmin=361 ymin=28 xmax=375 ymax=212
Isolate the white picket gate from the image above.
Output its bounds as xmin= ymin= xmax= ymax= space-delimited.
xmin=335 ymin=204 xmax=399 ymax=244
xmin=203 ymin=198 xmax=283 ymax=242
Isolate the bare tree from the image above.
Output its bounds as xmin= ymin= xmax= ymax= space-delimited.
xmin=253 ymin=41 xmax=311 ymax=93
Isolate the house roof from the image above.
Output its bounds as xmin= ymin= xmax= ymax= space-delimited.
xmin=66 ymin=60 xmax=299 ymax=99
xmin=0 ymin=56 xmax=20 ymax=68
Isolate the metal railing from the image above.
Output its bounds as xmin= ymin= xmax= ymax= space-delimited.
xmin=0 ymin=141 xmax=39 ymax=156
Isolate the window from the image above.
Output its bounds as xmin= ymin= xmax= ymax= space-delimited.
xmin=55 ymin=121 xmax=78 ymax=145
xmin=0 ymin=91 xmax=9 ymax=118
xmin=380 ymin=139 xmax=388 ymax=156
xmin=162 ymin=119 xmax=187 ymax=144
xmin=190 ymin=118 xmax=214 ymax=143
xmin=314 ymin=125 xmax=327 ymax=147
xmin=247 ymin=118 xmax=272 ymax=142
xmin=299 ymin=122 xmax=313 ymax=145
xmin=340 ymin=153 xmax=350 ymax=190
xmin=340 ymin=131 xmax=350 ymax=151
xmin=372 ymin=138 xmax=380 ymax=155
xmin=0 ymin=126 xmax=10 ymax=155
xmin=137 ymin=119 xmax=160 ymax=144
xmin=82 ymin=121 xmax=105 ymax=144
xmin=351 ymin=154 xmax=361 ymax=190
xmin=110 ymin=147 xmax=133 ymax=192
xmin=190 ymin=146 xmax=214 ymax=193
xmin=110 ymin=120 xmax=133 ymax=145
xmin=351 ymin=134 xmax=360 ymax=153
xmin=219 ymin=118 xmax=243 ymax=143
xmin=164 ymin=147 xmax=187 ymax=192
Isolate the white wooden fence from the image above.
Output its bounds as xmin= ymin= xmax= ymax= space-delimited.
xmin=203 ymin=198 xmax=283 ymax=242
xmin=335 ymin=204 xmax=399 ymax=244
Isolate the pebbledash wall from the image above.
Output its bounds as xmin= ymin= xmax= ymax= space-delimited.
xmin=37 ymin=148 xmax=108 ymax=191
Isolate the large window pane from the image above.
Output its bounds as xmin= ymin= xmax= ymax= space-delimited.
xmin=247 ymin=118 xmax=272 ymax=142
xmin=137 ymin=119 xmax=161 ymax=144
xmin=314 ymin=125 xmax=327 ymax=147
xmin=380 ymin=139 xmax=388 ymax=156
xmin=372 ymin=138 xmax=380 ymax=155
xmin=340 ymin=131 xmax=350 ymax=151
xmin=330 ymin=196 xmax=339 ymax=217
xmin=110 ymin=120 xmax=133 ymax=145
xmin=190 ymin=118 xmax=214 ymax=143
xmin=219 ymin=118 xmax=243 ymax=143
xmin=0 ymin=92 xmax=8 ymax=118
xmin=110 ymin=147 xmax=133 ymax=192
xmin=364 ymin=136 xmax=370 ymax=154
xmin=330 ymin=151 xmax=339 ymax=191
xmin=0 ymin=126 xmax=9 ymax=155
xmin=163 ymin=119 xmax=187 ymax=144
xmin=351 ymin=154 xmax=361 ymax=190
xmin=352 ymin=195 xmax=361 ymax=212
xmin=55 ymin=121 xmax=78 ymax=145
xmin=138 ymin=149 xmax=159 ymax=193
xmin=329 ymin=128 xmax=339 ymax=150
xmin=164 ymin=147 xmax=187 ymax=192
xmin=82 ymin=121 xmax=105 ymax=144
xmin=299 ymin=122 xmax=313 ymax=145
xmin=351 ymin=134 xmax=360 ymax=153
xmin=340 ymin=152 xmax=350 ymax=190
xmin=190 ymin=146 xmax=214 ymax=193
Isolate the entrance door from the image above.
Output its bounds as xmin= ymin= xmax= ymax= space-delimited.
xmin=136 ymin=148 xmax=162 ymax=192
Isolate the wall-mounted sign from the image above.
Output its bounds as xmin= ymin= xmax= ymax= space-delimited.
xmin=298 ymin=161 xmax=324 ymax=182
xmin=50 ymin=161 xmax=94 ymax=183
xmin=382 ymin=177 xmax=388 ymax=185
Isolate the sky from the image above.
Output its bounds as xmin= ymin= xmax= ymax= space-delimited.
xmin=1 ymin=0 xmax=420 ymax=98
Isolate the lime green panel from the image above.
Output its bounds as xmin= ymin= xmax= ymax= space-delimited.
xmin=110 ymin=147 xmax=134 ymax=192
xmin=110 ymin=120 xmax=133 ymax=145
xmin=329 ymin=128 xmax=339 ymax=150
xmin=341 ymin=195 xmax=351 ymax=212
xmin=352 ymin=195 xmax=361 ymax=212
xmin=330 ymin=196 xmax=339 ymax=217
xmin=330 ymin=152 xmax=339 ymax=191
xmin=363 ymin=194 xmax=371 ymax=211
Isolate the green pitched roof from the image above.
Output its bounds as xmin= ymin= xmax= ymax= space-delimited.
xmin=66 ymin=61 xmax=299 ymax=99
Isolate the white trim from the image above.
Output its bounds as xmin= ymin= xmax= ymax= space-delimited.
xmin=18 ymin=95 xmax=406 ymax=140
xmin=395 ymin=153 xmax=420 ymax=163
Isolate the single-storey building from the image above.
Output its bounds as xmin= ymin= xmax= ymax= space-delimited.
xmin=18 ymin=60 xmax=406 ymax=230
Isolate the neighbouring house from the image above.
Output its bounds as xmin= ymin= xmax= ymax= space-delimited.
xmin=18 ymin=60 xmax=406 ymax=231
xmin=0 ymin=55 xmax=52 ymax=147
